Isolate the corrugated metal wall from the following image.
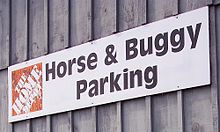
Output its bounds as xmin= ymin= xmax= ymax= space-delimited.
xmin=0 ymin=0 xmax=220 ymax=132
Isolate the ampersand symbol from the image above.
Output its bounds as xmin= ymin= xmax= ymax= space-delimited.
xmin=105 ymin=44 xmax=118 ymax=65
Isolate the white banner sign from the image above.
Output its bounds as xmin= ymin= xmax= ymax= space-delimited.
xmin=8 ymin=7 xmax=210 ymax=122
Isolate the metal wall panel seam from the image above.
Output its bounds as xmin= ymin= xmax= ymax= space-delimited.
xmin=10 ymin=0 xmax=28 ymax=65
xmin=9 ymin=0 xmax=12 ymax=66
xmin=26 ymin=0 xmax=30 ymax=61
xmin=48 ymin=0 xmax=69 ymax=53
xmin=8 ymin=1 xmax=13 ymax=131
xmin=142 ymin=1 xmax=150 ymax=131
xmin=92 ymin=107 xmax=97 ymax=132
xmin=68 ymin=111 xmax=73 ymax=132
xmin=145 ymin=96 xmax=152 ymax=132
xmin=207 ymin=0 xmax=214 ymax=5
xmin=115 ymin=2 xmax=122 ymax=132
xmin=93 ymin=0 xmax=117 ymax=39
xmin=177 ymin=91 xmax=184 ymax=132
xmin=148 ymin=0 xmax=178 ymax=22
xmin=213 ymin=0 xmax=220 ymax=5
xmin=91 ymin=0 xmax=95 ymax=41
xmin=0 ymin=69 xmax=13 ymax=132
xmin=144 ymin=1 xmax=151 ymax=127
xmin=46 ymin=116 xmax=51 ymax=132
xmin=179 ymin=0 xmax=212 ymax=13
xmin=70 ymin=0 xmax=92 ymax=46
xmin=210 ymin=5 xmax=220 ymax=132
xmin=46 ymin=0 xmax=50 ymax=55
xmin=89 ymin=1 xmax=98 ymax=132
xmin=45 ymin=0 xmax=49 ymax=56
xmin=91 ymin=1 xmax=97 ymax=130
xmin=67 ymin=0 xmax=71 ymax=48
xmin=46 ymin=0 xmax=51 ymax=132
xmin=0 ymin=0 xmax=10 ymax=70
xmin=116 ymin=102 xmax=122 ymax=132
xmin=65 ymin=0 xmax=69 ymax=50
xmin=91 ymin=1 xmax=97 ymax=132
xmin=20 ymin=0 xmax=31 ymax=129
xmin=26 ymin=120 xmax=31 ymax=132
xmin=66 ymin=0 xmax=72 ymax=125
xmin=29 ymin=0 xmax=49 ymax=59
xmin=176 ymin=4 xmax=184 ymax=132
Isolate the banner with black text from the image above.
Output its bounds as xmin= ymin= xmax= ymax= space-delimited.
xmin=8 ymin=6 xmax=210 ymax=122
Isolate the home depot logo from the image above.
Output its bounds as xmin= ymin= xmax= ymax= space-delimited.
xmin=12 ymin=63 xmax=43 ymax=116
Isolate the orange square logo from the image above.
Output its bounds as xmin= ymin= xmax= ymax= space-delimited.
xmin=12 ymin=63 xmax=43 ymax=116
